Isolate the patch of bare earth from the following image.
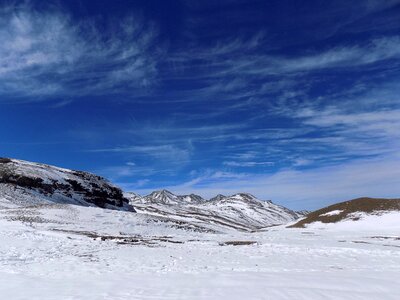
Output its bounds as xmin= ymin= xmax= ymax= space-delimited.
xmin=219 ymin=241 xmax=257 ymax=246
xmin=52 ymin=229 xmax=184 ymax=247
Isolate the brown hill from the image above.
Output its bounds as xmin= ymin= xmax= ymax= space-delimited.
xmin=289 ymin=197 xmax=400 ymax=228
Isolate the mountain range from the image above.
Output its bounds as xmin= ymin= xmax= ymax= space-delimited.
xmin=126 ymin=190 xmax=302 ymax=231
xmin=1 ymin=157 xmax=399 ymax=232
xmin=0 ymin=157 xmax=301 ymax=232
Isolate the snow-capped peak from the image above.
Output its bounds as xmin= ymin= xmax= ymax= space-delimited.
xmin=209 ymin=194 xmax=226 ymax=201
xmin=212 ymin=193 xmax=263 ymax=205
xmin=179 ymin=193 xmax=205 ymax=203
xmin=149 ymin=189 xmax=176 ymax=198
xmin=229 ymin=193 xmax=258 ymax=202
xmin=144 ymin=189 xmax=180 ymax=205
xmin=124 ymin=192 xmax=143 ymax=203
xmin=133 ymin=190 xmax=205 ymax=205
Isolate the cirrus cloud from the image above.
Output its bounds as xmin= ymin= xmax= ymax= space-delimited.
xmin=0 ymin=3 xmax=161 ymax=100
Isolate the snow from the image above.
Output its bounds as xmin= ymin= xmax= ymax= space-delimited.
xmin=1 ymin=159 xmax=399 ymax=299
xmin=320 ymin=209 xmax=344 ymax=216
xmin=0 ymin=158 xmax=131 ymax=210
xmin=0 ymin=198 xmax=399 ymax=300
xmin=307 ymin=211 xmax=400 ymax=231
xmin=127 ymin=191 xmax=299 ymax=230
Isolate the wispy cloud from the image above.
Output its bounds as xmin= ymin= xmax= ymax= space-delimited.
xmin=300 ymin=107 xmax=400 ymax=136
xmin=284 ymin=105 xmax=400 ymax=158
xmin=156 ymin=33 xmax=400 ymax=118
xmin=273 ymin=36 xmax=400 ymax=73
xmin=97 ymin=164 xmax=158 ymax=180
xmin=89 ymin=145 xmax=191 ymax=165
xmin=171 ymin=35 xmax=400 ymax=78
xmin=0 ymin=3 xmax=160 ymax=100
xmin=223 ymin=161 xmax=274 ymax=167
xmin=2 ymin=1 xmax=399 ymax=107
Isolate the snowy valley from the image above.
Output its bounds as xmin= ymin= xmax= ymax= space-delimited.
xmin=1 ymin=158 xmax=400 ymax=300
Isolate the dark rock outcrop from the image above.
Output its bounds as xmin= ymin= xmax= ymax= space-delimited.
xmin=0 ymin=157 xmax=134 ymax=211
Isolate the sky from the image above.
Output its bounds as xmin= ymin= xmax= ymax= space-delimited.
xmin=1 ymin=0 xmax=400 ymax=210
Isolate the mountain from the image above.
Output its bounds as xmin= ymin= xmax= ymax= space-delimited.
xmin=179 ymin=193 xmax=205 ymax=203
xmin=0 ymin=157 xmax=134 ymax=211
xmin=0 ymin=157 xmax=299 ymax=232
xmin=209 ymin=194 xmax=226 ymax=201
xmin=289 ymin=197 xmax=400 ymax=228
xmin=128 ymin=190 xmax=205 ymax=205
xmin=202 ymin=193 xmax=300 ymax=228
xmin=0 ymin=157 xmax=300 ymax=231
xmin=295 ymin=210 xmax=310 ymax=217
xmin=126 ymin=190 xmax=300 ymax=231
xmin=142 ymin=189 xmax=181 ymax=205
xmin=124 ymin=192 xmax=142 ymax=203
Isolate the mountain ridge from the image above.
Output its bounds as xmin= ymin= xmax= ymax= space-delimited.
xmin=0 ymin=157 xmax=300 ymax=231
xmin=126 ymin=190 xmax=301 ymax=231
xmin=0 ymin=157 xmax=134 ymax=211
xmin=128 ymin=190 xmax=275 ymax=205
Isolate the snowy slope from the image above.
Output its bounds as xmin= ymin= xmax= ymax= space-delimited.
xmin=0 ymin=158 xmax=133 ymax=211
xmin=126 ymin=191 xmax=300 ymax=231
xmin=202 ymin=193 xmax=300 ymax=228
xmin=291 ymin=197 xmax=400 ymax=228
xmin=0 ymin=199 xmax=399 ymax=300
xmin=305 ymin=211 xmax=400 ymax=231
xmin=209 ymin=194 xmax=226 ymax=201
xmin=179 ymin=193 xmax=205 ymax=203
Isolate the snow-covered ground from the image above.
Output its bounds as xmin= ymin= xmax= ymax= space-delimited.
xmin=0 ymin=200 xmax=399 ymax=300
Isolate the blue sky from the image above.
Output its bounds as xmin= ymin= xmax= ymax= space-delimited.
xmin=1 ymin=0 xmax=400 ymax=209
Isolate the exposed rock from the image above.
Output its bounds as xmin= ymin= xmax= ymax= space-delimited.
xmin=178 ymin=193 xmax=205 ymax=203
xmin=209 ymin=194 xmax=226 ymax=202
xmin=0 ymin=158 xmax=134 ymax=211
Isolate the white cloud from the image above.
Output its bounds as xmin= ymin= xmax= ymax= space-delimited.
xmin=291 ymin=107 xmax=400 ymax=157
xmin=89 ymin=145 xmax=191 ymax=166
xmin=223 ymin=161 xmax=274 ymax=167
xmin=96 ymin=164 xmax=161 ymax=181
xmin=0 ymin=3 xmax=160 ymax=99
xmin=301 ymin=108 xmax=400 ymax=130
xmin=161 ymin=32 xmax=400 ymax=110
xmin=170 ymin=35 xmax=400 ymax=79
xmin=272 ymin=36 xmax=400 ymax=73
